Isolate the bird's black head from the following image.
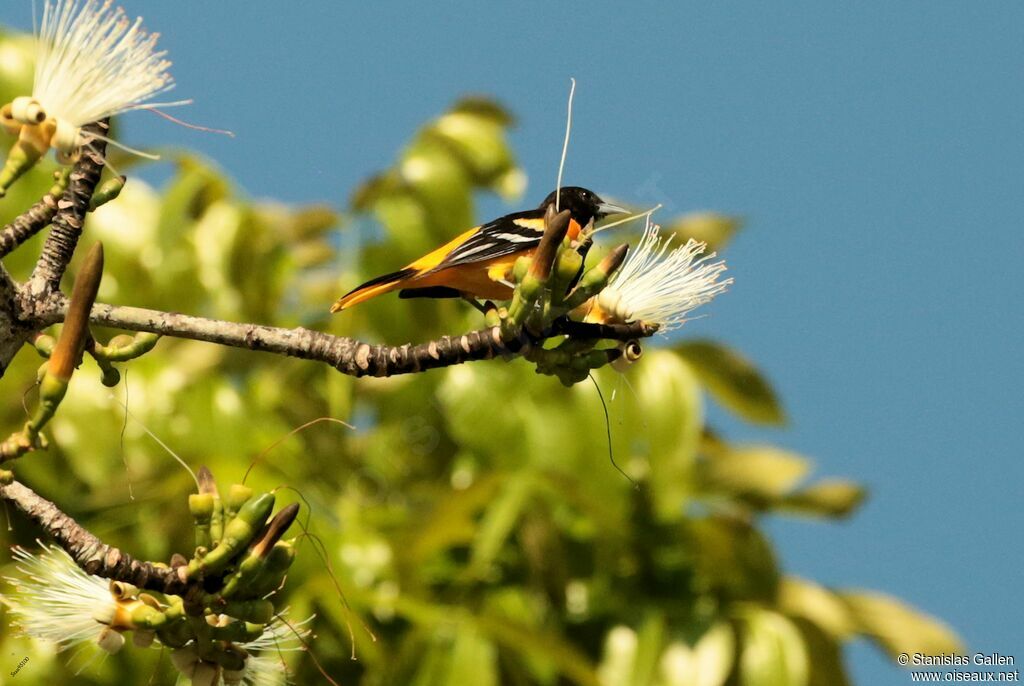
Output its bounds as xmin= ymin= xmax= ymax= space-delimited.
xmin=539 ymin=186 xmax=628 ymax=226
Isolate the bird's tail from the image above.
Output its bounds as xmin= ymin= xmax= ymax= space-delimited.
xmin=330 ymin=267 xmax=418 ymax=313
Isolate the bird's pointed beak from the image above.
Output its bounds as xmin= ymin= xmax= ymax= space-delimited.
xmin=597 ymin=201 xmax=629 ymax=217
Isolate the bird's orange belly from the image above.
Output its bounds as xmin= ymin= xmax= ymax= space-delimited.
xmin=409 ymin=255 xmax=520 ymax=300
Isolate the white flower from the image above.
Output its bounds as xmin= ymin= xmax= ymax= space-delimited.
xmin=35 ymin=1 xmax=173 ymax=119
xmin=170 ymin=613 xmax=314 ymax=686
xmin=3 ymin=544 xmax=315 ymax=685
xmin=238 ymin=614 xmax=313 ymax=686
xmin=590 ymin=218 xmax=733 ymax=333
xmin=0 ymin=543 xmax=118 ymax=648
xmin=3 ymin=0 xmax=177 ymax=158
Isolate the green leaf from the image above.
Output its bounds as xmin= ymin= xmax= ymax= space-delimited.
xmin=468 ymin=474 xmax=534 ymax=578
xmin=349 ymin=171 xmax=400 ymax=211
xmin=286 ymin=204 xmax=341 ymax=240
xmin=473 ymin=612 xmax=602 ymax=686
xmin=411 ymin=633 xmax=456 ymax=686
xmin=778 ymin=480 xmax=867 ymax=519
xmin=448 ymin=626 xmax=499 ymax=686
xmin=631 ymin=612 xmax=667 ymax=686
xmin=790 ymin=618 xmax=852 ymax=686
xmin=451 ymin=96 xmax=516 ymax=126
xmin=664 ymin=213 xmax=743 ymax=253
xmin=690 ymin=518 xmax=780 ymax=603
xmin=699 ymin=445 xmax=810 ymax=503
xmin=404 ymin=473 xmax=503 ymax=565
xmin=840 ymin=590 xmax=963 ymax=661
xmin=632 ymin=351 xmax=703 ymax=521
xmin=676 ymin=341 xmax=785 ymax=426
xmin=737 ymin=609 xmax=809 ymax=686
xmin=433 ymin=110 xmax=517 ymax=186
xmin=777 ymin=577 xmax=856 ymax=639
xmin=400 ymin=135 xmax=474 ymax=235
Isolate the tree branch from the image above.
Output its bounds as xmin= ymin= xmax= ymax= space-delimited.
xmin=0 ymin=478 xmax=191 ymax=595
xmin=32 ymin=298 xmax=655 ymax=377
xmin=25 ymin=121 xmax=109 ymax=299
xmin=0 ymin=261 xmax=31 ymax=375
xmin=0 ymin=193 xmax=59 ymax=259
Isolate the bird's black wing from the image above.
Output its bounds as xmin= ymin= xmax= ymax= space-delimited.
xmin=429 ymin=210 xmax=547 ymax=272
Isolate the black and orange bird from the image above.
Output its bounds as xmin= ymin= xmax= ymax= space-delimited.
xmin=331 ymin=186 xmax=627 ymax=312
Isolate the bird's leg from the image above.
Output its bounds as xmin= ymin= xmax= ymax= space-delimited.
xmin=461 ymin=296 xmax=492 ymax=315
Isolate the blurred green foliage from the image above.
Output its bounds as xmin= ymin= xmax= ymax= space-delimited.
xmin=0 ymin=28 xmax=960 ymax=686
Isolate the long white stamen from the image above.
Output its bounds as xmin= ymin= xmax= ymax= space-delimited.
xmin=590 ymin=204 xmax=662 ymax=235
xmin=33 ymin=0 xmax=175 ymax=127
xmin=238 ymin=613 xmax=314 ymax=685
xmin=555 ymin=77 xmax=575 ymax=212
xmin=85 ymin=131 xmax=160 ymax=159
xmin=596 ymin=218 xmax=733 ymax=333
xmin=1 ymin=543 xmax=116 ymax=648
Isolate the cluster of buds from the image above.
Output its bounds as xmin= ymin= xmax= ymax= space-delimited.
xmin=1 ymin=469 xmax=308 ymax=685
xmin=492 ymin=206 xmax=731 ymax=386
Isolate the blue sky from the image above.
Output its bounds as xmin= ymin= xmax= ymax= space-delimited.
xmin=4 ymin=2 xmax=1022 ymax=682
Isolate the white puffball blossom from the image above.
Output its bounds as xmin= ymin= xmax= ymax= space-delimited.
xmin=0 ymin=543 xmax=117 ymax=648
xmin=34 ymin=0 xmax=173 ymax=126
xmin=236 ymin=614 xmax=313 ymax=686
xmin=26 ymin=0 xmax=176 ymax=155
xmin=594 ymin=218 xmax=732 ymax=333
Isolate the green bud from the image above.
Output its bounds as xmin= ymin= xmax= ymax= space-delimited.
xmin=0 ymin=137 xmax=43 ymax=198
xmin=224 ymin=484 xmax=254 ymax=520
xmin=562 ymin=244 xmax=629 ymax=310
xmin=97 ymin=332 xmax=160 ymax=362
xmin=89 ymin=175 xmax=126 ymax=211
xmin=196 ymin=467 xmax=224 ymax=543
xmin=130 ymin=602 xmax=168 ymax=630
xmin=218 ymin=598 xmax=274 ymax=625
xmin=207 ymin=619 xmax=265 ymax=642
xmin=107 ymin=334 xmax=135 ymax=349
xmin=188 ymin=492 xmax=275 ymax=577
xmin=97 ymin=359 xmax=120 ymax=387
xmin=512 ymin=255 xmax=531 ymax=282
xmin=157 ymin=618 xmax=192 ymax=649
xmin=190 ymin=493 xmax=216 ymax=549
xmin=247 ymin=541 xmax=297 ymax=598
xmin=32 ymin=334 xmax=56 ymax=358
xmin=552 ymin=247 xmax=584 ymax=296
xmin=209 ymin=645 xmax=248 ymax=672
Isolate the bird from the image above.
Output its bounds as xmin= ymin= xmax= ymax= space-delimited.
xmin=331 ymin=186 xmax=627 ymax=312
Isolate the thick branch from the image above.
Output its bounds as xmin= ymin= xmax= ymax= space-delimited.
xmin=33 ymin=299 xmax=655 ymax=378
xmin=0 ymin=479 xmax=191 ymax=595
xmin=26 ymin=121 xmax=109 ymax=298
xmin=0 ymin=261 xmax=31 ymax=375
